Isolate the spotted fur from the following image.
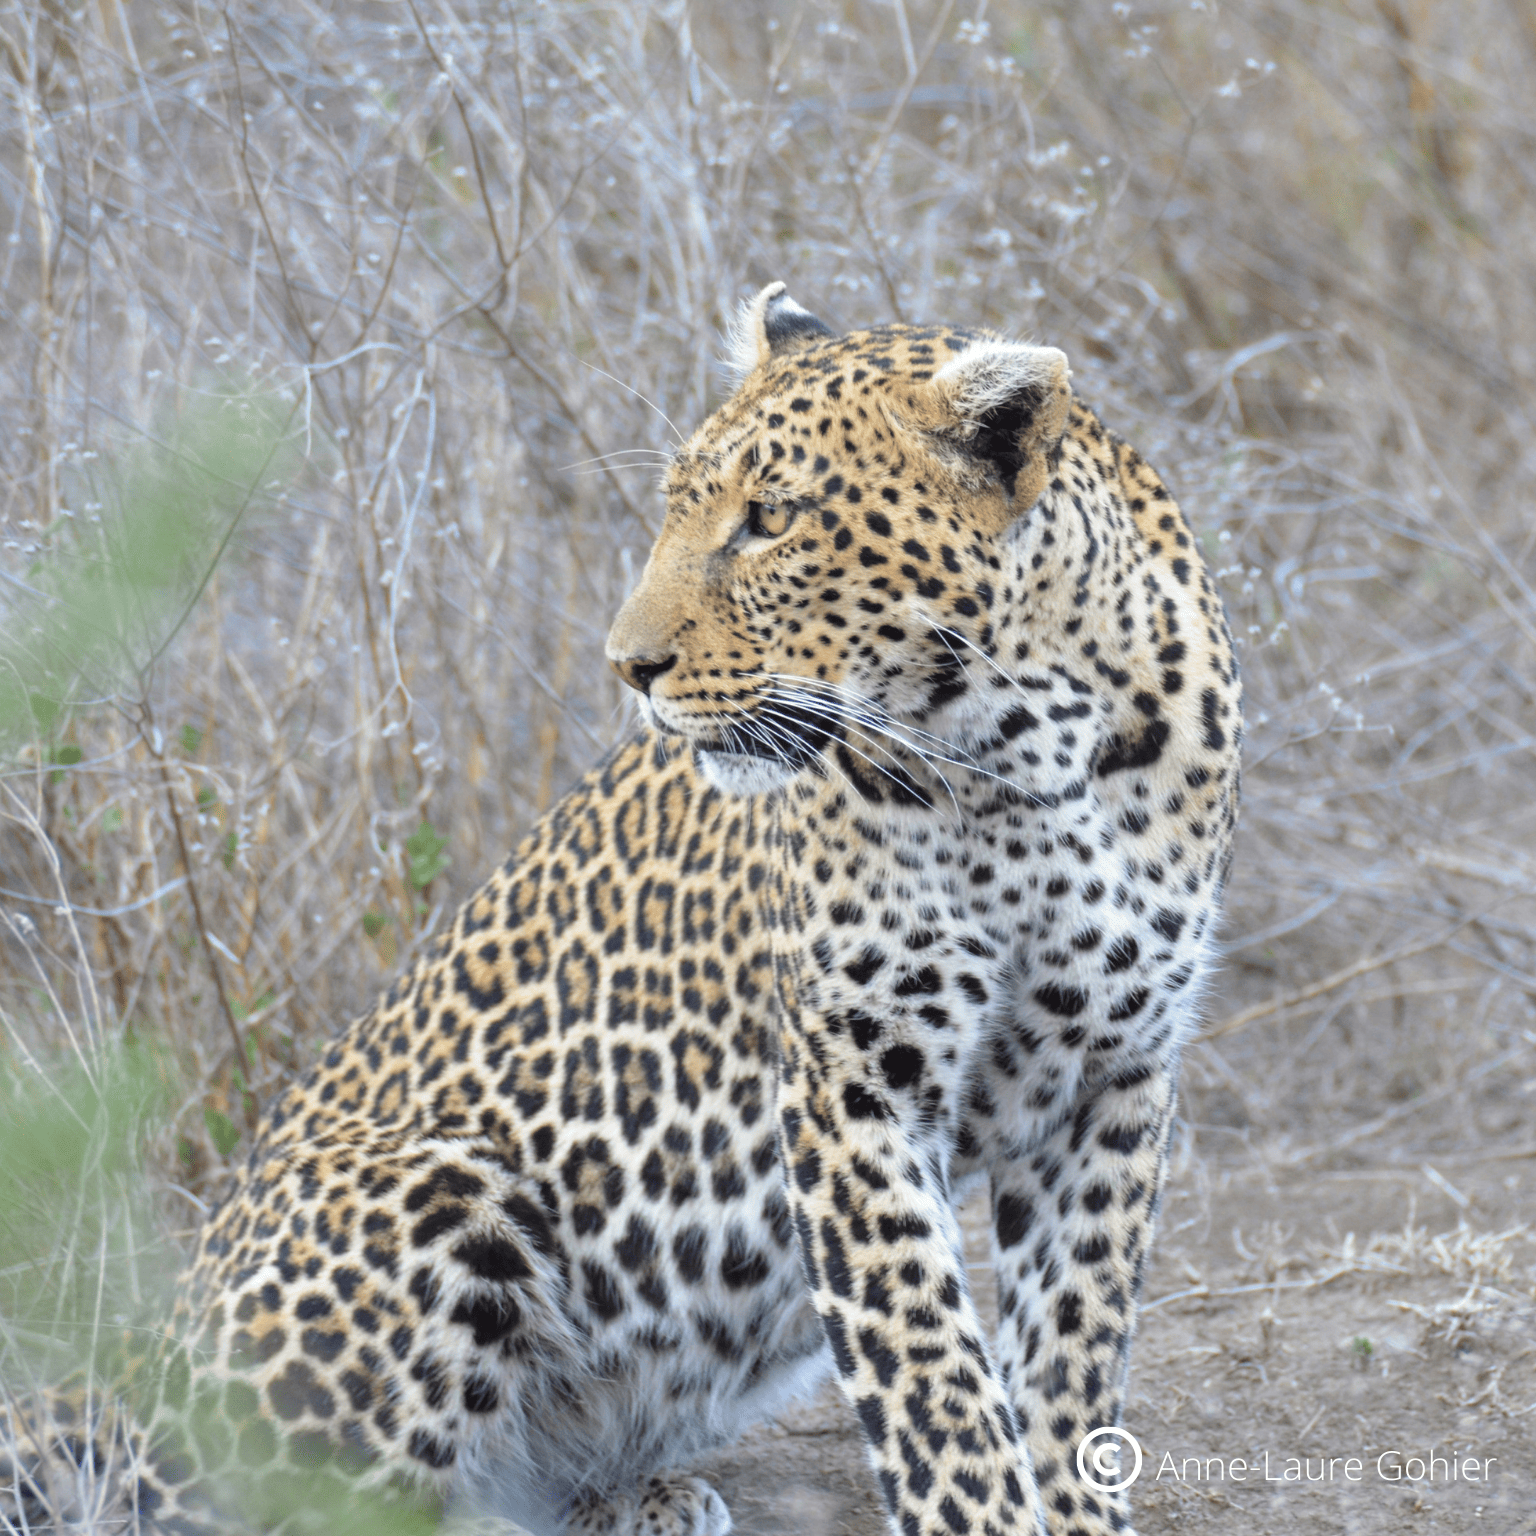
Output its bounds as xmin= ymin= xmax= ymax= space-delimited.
xmin=3 ymin=285 xmax=1239 ymax=1536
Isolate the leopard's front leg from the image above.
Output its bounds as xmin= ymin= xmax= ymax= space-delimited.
xmin=985 ymin=1057 xmax=1178 ymax=1536
xmin=777 ymin=990 xmax=1048 ymax=1536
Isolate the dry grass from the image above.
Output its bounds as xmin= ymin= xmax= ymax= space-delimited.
xmin=1147 ymin=1211 xmax=1536 ymax=1298
xmin=2 ymin=0 xmax=1535 ymax=1449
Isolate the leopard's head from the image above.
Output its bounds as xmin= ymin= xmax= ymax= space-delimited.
xmin=606 ymin=283 xmax=1072 ymax=797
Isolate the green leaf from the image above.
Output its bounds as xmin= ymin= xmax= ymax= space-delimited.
xmin=28 ymin=691 xmax=59 ymax=733
xmin=196 ymin=784 xmax=217 ymax=808
xmin=181 ymin=723 xmax=203 ymax=755
xmin=203 ymin=1104 xmax=241 ymax=1156
xmin=230 ymin=988 xmax=274 ymax=1024
xmin=50 ymin=741 xmax=83 ymax=783
xmin=103 ymin=805 xmax=123 ymax=833
xmin=405 ymin=819 xmax=451 ymax=889
xmin=222 ymin=829 xmax=238 ymax=868
xmin=362 ymin=907 xmax=389 ymax=938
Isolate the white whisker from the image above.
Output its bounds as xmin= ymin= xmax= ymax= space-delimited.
xmin=927 ymin=624 xmax=1040 ymax=719
xmin=757 ymin=703 xmax=940 ymax=815
xmin=572 ymin=465 xmax=672 ymax=479
xmin=757 ymin=700 xmax=967 ymax=826
xmin=576 ymin=359 xmax=686 ymax=445
xmin=559 ymin=449 xmax=674 ymax=473
xmin=765 ymin=673 xmax=981 ymax=760
xmin=766 ymin=675 xmax=1023 ymax=798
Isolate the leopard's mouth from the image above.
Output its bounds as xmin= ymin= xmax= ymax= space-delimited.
xmin=648 ymin=692 xmax=843 ymax=773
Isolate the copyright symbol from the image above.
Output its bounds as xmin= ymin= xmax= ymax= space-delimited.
xmin=1075 ymin=1426 xmax=1143 ymax=1494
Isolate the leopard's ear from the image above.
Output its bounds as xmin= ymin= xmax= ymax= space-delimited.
xmin=727 ymin=282 xmax=833 ymax=378
xmin=910 ymin=339 xmax=1072 ymax=507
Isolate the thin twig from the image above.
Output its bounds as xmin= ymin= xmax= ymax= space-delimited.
xmin=1203 ymin=922 xmax=1477 ymax=1040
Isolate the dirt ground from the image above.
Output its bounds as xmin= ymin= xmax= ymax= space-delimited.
xmin=694 ymin=1075 xmax=1536 ymax=1536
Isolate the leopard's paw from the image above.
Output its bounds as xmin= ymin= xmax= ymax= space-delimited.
xmin=568 ymin=1475 xmax=730 ymax=1536
xmin=636 ymin=1476 xmax=731 ymax=1536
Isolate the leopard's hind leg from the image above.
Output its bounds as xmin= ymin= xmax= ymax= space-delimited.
xmin=0 ymin=1383 xmax=148 ymax=1534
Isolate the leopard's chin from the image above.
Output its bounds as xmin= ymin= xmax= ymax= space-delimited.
xmin=638 ymin=700 xmax=802 ymax=795
xmin=693 ymin=747 xmax=799 ymax=798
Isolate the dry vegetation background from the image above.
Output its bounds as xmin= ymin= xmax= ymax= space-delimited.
xmin=2 ymin=0 xmax=1535 ymax=1514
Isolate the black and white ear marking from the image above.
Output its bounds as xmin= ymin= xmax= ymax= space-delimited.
xmin=927 ymin=340 xmax=1072 ymax=504
xmin=726 ymin=282 xmax=834 ymax=379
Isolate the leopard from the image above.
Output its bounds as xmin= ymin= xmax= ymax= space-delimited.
xmin=2 ymin=284 xmax=1240 ymax=1536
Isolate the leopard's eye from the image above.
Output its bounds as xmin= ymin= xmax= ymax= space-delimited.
xmin=745 ymin=501 xmax=794 ymax=540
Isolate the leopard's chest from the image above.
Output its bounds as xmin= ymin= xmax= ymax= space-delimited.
xmin=774 ymin=708 xmax=1213 ymax=1087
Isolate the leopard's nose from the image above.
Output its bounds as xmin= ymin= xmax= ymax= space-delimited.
xmin=612 ymin=651 xmax=677 ymax=695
